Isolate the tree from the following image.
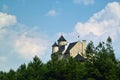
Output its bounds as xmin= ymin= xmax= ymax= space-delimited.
xmin=7 ymin=69 xmax=16 ymax=80
xmin=106 ymin=37 xmax=116 ymax=63
xmin=85 ymin=37 xmax=119 ymax=80
xmin=0 ymin=71 xmax=8 ymax=80
xmin=27 ymin=56 xmax=44 ymax=80
xmin=16 ymin=63 xmax=27 ymax=80
xmin=86 ymin=41 xmax=95 ymax=62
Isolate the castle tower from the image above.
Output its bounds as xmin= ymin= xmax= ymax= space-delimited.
xmin=52 ymin=42 xmax=59 ymax=53
xmin=57 ymin=35 xmax=67 ymax=54
xmin=57 ymin=35 xmax=67 ymax=46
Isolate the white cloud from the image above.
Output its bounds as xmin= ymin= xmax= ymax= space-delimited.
xmin=75 ymin=2 xmax=120 ymax=40
xmin=46 ymin=10 xmax=57 ymax=16
xmin=14 ymin=31 xmax=48 ymax=58
xmin=6 ymin=25 xmax=49 ymax=59
xmin=0 ymin=12 xmax=49 ymax=71
xmin=58 ymin=2 xmax=120 ymax=58
xmin=0 ymin=12 xmax=49 ymax=59
xmin=73 ymin=0 xmax=94 ymax=5
xmin=0 ymin=12 xmax=17 ymax=28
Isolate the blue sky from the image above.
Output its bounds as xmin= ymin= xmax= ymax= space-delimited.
xmin=0 ymin=0 xmax=120 ymax=71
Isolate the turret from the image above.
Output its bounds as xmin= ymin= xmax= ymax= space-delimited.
xmin=57 ymin=35 xmax=67 ymax=46
xmin=52 ymin=42 xmax=59 ymax=53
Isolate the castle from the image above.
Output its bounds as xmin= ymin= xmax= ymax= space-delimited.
xmin=52 ymin=35 xmax=86 ymax=61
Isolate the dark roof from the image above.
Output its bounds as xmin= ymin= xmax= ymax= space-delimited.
xmin=65 ymin=42 xmax=77 ymax=54
xmin=57 ymin=35 xmax=66 ymax=41
xmin=74 ymin=54 xmax=85 ymax=62
xmin=52 ymin=42 xmax=58 ymax=47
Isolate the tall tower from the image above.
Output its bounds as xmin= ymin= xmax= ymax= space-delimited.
xmin=57 ymin=35 xmax=67 ymax=46
xmin=52 ymin=42 xmax=59 ymax=53
xmin=57 ymin=35 xmax=67 ymax=54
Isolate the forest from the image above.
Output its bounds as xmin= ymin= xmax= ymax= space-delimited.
xmin=0 ymin=37 xmax=120 ymax=80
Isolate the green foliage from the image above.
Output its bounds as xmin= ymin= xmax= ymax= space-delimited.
xmin=0 ymin=37 xmax=120 ymax=80
xmin=7 ymin=69 xmax=16 ymax=80
xmin=85 ymin=37 xmax=119 ymax=80
xmin=16 ymin=63 xmax=27 ymax=80
xmin=86 ymin=41 xmax=96 ymax=62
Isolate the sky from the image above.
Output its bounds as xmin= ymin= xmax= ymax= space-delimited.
xmin=0 ymin=0 xmax=120 ymax=71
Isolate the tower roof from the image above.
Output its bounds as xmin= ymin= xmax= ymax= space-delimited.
xmin=57 ymin=35 xmax=66 ymax=41
xmin=52 ymin=42 xmax=58 ymax=47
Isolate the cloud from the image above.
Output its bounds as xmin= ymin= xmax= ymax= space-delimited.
xmin=14 ymin=29 xmax=49 ymax=58
xmin=58 ymin=2 xmax=120 ymax=58
xmin=73 ymin=0 xmax=94 ymax=5
xmin=0 ymin=12 xmax=49 ymax=71
xmin=0 ymin=12 xmax=49 ymax=59
xmin=46 ymin=10 xmax=57 ymax=16
xmin=0 ymin=12 xmax=17 ymax=28
xmin=74 ymin=2 xmax=120 ymax=40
